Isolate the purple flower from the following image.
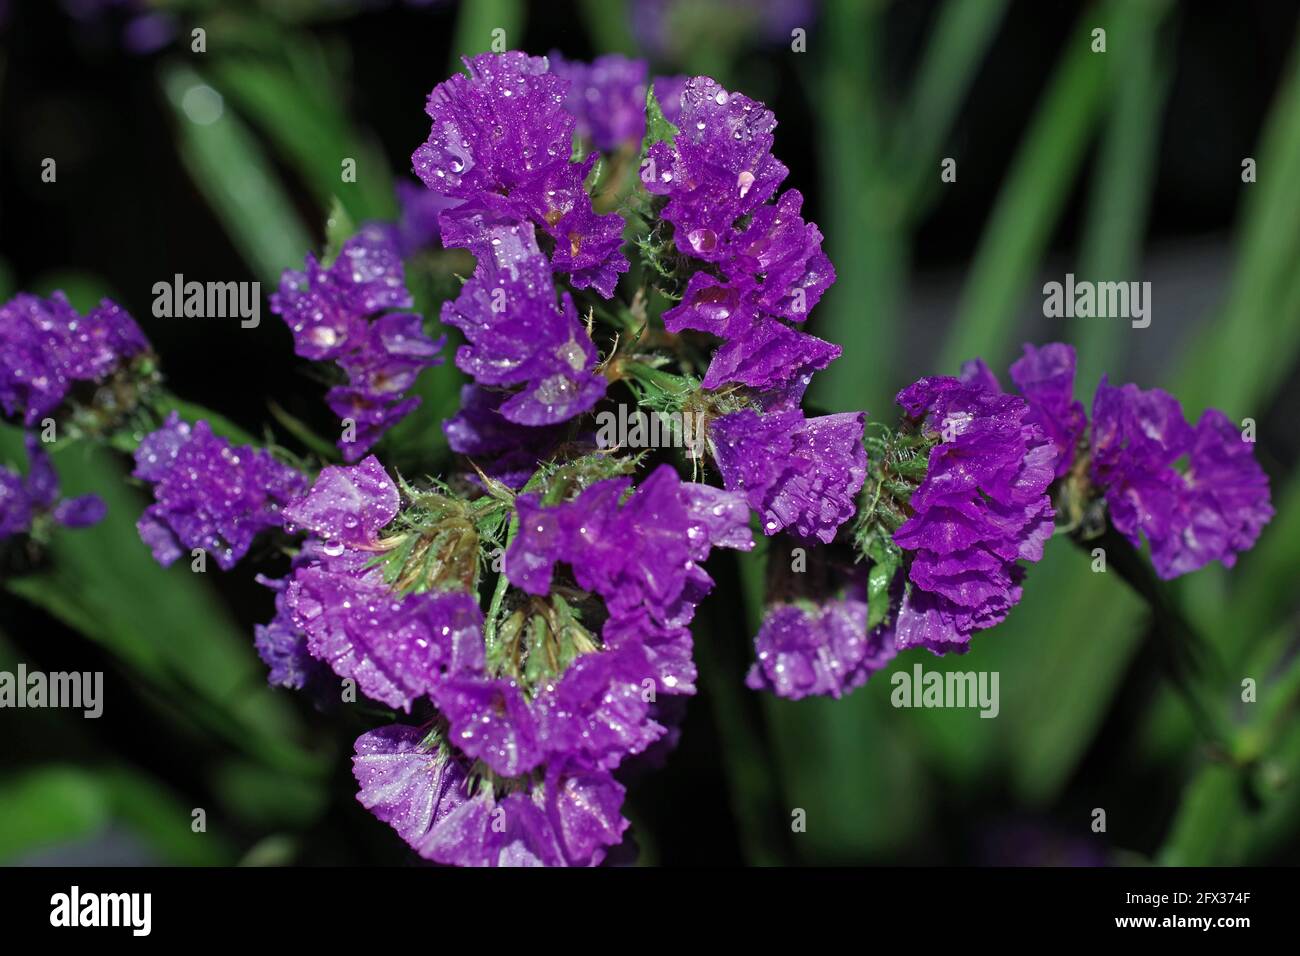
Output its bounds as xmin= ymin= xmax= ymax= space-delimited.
xmin=352 ymin=725 xmax=472 ymax=851
xmin=253 ymin=571 xmax=334 ymax=696
xmin=412 ymin=52 xmax=629 ymax=298
xmin=133 ymin=412 xmax=306 ymax=570
xmin=420 ymin=758 xmax=628 ymax=867
xmin=746 ymin=581 xmax=896 ymax=700
xmin=507 ymin=464 xmax=752 ymax=617
xmin=354 ymin=726 xmax=629 ymax=867
xmin=550 ymin=53 xmax=649 ymax=154
xmin=641 ymin=78 xmax=839 ymax=393
xmin=271 ymin=225 xmax=413 ymax=362
xmin=890 ymin=377 xmax=1057 ymax=653
xmin=0 ymin=293 xmax=149 ymax=427
xmin=1090 ymin=378 xmax=1271 ymax=579
xmin=641 ymin=76 xmax=787 ymax=249
xmin=505 ymin=465 xmax=752 ymax=701
xmin=0 ymin=434 xmax=105 ymax=539
xmin=394 ymin=180 xmax=458 ymax=256
xmin=710 ymin=407 xmax=866 ymax=543
xmin=440 ymin=222 xmax=605 ymax=426
xmin=443 ymin=384 xmax=568 ymax=489
xmin=271 ymin=226 xmax=442 ymax=460
xmin=279 ymin=456 xmax=485 ymax=711
xmin=962 ymin=342 xmax=1086 ymax=478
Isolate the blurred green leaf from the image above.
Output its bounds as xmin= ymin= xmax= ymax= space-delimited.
xmin=450 ymin=0 xmax=525 ymax=67
xmin=894 ymin=0 xmax=1010 ymax=217
xmin=0 ymin=429 xmax=324 ymax=779
xmin=999 ymin=548 xmax=1146 ymax=802
xmin=579 ymin=0 xmax=636 ymax=56
xmin=153 ymin=394 xmax=259 ymax=446
xmin=0 ymin=257 xmax=16 ymax=300
xmin=940 ymin=1 xmax=1134 ymax=373
xmin=1174 ymin=19 xmax=1300 ymax=416
xmin=31 ymin=271 xmax=122 ymax=313
xmin=102 ymin=767 xmax=235 ymax=865
xmin=1231 ymin=470 xmax=1300 ymax=645
xmin=1074 ymin=0 xmax=1171 ymax=387
xmin=212 ymin=759 xmax=330 ymax=829
xmin=0 ymin=767 xmax=110 ymax=862
xmin=809 ymin=0 xmax=903 ymax=421
xmin=162 ymin=64 xmax=312 ymax=283
xmin=210 ymin=43 xmax=397 ymax=224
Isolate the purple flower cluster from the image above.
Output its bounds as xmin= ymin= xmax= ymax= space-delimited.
xmin=353 ymin=724 xmax=628 ymax=867
xmin=412 ymin=52 xmax=630 ymax=298
xmin=507 ymin=464 xmax=753 ymax=695
xmin=267 ymin=455 xmax=749 ymax=865
xmin=710 ymin=406 xmax=866 ymax=544
xmin=549 ymin=52 xmax=685 ymax=153
xmin=275 ymin=456 xmax=482 ymax=712
xmin=642 ymin=78 xmax=838 ymax=393
xmin=1 ymin=292 xmax=149 ymax=427
xmin=745 ymin=576 xmax=897 ymax=700
xmin=439 ymin=222 xmax=606 ymax=427
xmin=134 ymin=412 xmax=306 ymax=571
xmin=270 ymin=225 xmax=443 ymax=461
xmin=1 ymin=434 xmax=105 ymax=539
xmin=441 ymin=384 xmax=570 ymax=489
xmin=1092 ymin=381 xmax=1272 ymax=579
xmin=968 ymin=342 xmax=1273 ymax=580
xmin=889 ymin=376 xmax=1057 ymax=654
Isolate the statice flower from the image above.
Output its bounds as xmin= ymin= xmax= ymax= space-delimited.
xmin=709 ymin=407 xmax=866 ymax=543
xmin=0 ymin=292 xmax=150 ymax=427
xmin=961 ymin=342 xmax=1086 ymax=478
xmin=0 ymin=434 xmax=105 ymax=539
xmin=641 ymin=78 xmax=838 ymax=393
xmin=271 ymin=225 xmax=443 ymax=461
xmin=1091 ymin=379 xmax=1272 ymax=579
xmin=506 ymin=464 xmax=753 ymax=696
xmin=274 ymin=457 xmax=747 ymax=866
xmin=889 ymin=377 xmax=1057 ymax=654
xmin=550 ymin=53 xmax=648 ymax=154
xmin=134 ymin=412 xmax=306 ymax=570
xmin=549 ymin=53 xmax=687 ymax=154
xmin=746 ymin=576 xmax=896 ymax=700
xmin=962 ymin=342 xmax=1273 ymax=580
xmin=253 ymin=569 xmax=335 ymax=698
xmin=353 ymin=726 xmax=628 ymax=866
xmin=412 ymin=52 xmax=630 ymax=297
xmin=393 ymin=180 xmax=458 ymax=256
xmin=279 ymin=456 xmax=483 ymax=712
xmin=442 ymin=384 xmax=569 ymax=489
xmin=440 ymin=222 xmax=606 ymax=426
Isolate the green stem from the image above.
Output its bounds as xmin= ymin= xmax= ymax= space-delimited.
xmin=1079 ymin=528 xmax=1234 ymax=750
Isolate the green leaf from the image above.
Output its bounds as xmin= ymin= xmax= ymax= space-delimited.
xmin=893 ymin=0 xmax=1011 ymax=217
xmin=578 ymin=0 xmax=636 ymax=55
xmin=162 ymin=64 xmax=312 ymax=284
xmin=0 ymin=767 xmax=110 ymax=863
xmin=808 ymin=0 xmax=903 ymax=421
xmin=1173 ymin=19 xmax=1300 ymax=416
xmin=152 ymin=394 xmax=259 ymax=446
xmin=0 ymin=428 xmax=324 ymax=779
xmin=641 ymin=85 xmax=679 ymax=157
xmin=210 ymin=43 xmax=397 ymax=224
xmin=1073 ymin=0 xmax=1171 ymax=387
xmin=322 ymin=196 xmax=357 ymax=267
xmin=939 ymin=2 xmax=1133 ymax=373
xmin=450 ymin=0 xmax=525 ymax=67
